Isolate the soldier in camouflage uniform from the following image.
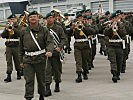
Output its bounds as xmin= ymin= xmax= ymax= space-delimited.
xmin=19 ymin=11 xmax=54 ymax=100
xmin=44 ymin=12 xmax=66 ymax=97
xmin=104 ymin=13 xmax=126 ymax=83
xmin=1 ymin=14 xmax=21 ymax=82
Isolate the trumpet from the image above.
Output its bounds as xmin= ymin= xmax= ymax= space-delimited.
xmin=75 ymin=21 xmax=84 ymax=30
xmin=7 ymin=22 xmax=14 ymax=35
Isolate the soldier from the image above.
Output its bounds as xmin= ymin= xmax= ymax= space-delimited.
xmin=19 ymin=11 xmax=54 ymax=100
xmin=86 ymin=16 xmax=99 ymax=69
xmin=44 ymin=12 xmax=66 ymax=97
xmin=98 ymin=16 xmax=107 ymax=56
xmin=1 ymin=14 xmax=21 ymax=82
xmin=64 ymin=13 xmax=72 ymax=54
xmin=70 ymin=13 xmax=96 ymax=83
xmin=120 ymin=12 xmax=133 ymax=73
xmin=104 ymin=13 xmax=126 ymax=83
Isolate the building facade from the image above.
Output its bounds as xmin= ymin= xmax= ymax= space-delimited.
xmin=0 ymin=0 xmax=133 ymax=21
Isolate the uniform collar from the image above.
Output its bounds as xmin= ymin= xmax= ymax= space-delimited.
xmin=29 ymin=23 xmax=41 ymax=32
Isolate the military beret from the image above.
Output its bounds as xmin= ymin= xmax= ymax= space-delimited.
xmin=28 ymin=11 xmax=38 ymax=17
xmin=105 ymin=11 xmax=110 ymax=15
xmin=76 ymin=11 xmax=81 ymax=15
xmin=7 ymin=14 xmax=16 ymax=19
xmin=85 ymin=9 xmax=91 ymax=12
xmin=43 ymin=17 xmax=46 ymax=19
xmin=80 ymin=10 xmax=85 ymax=13
xmin=83 ymin=15 xmax=87 ymax=19
xmin=87 ymin=16 xmax=92 ymax=19
xmin=76 ymin=13 xmax=82 ymax=18
xmin=116 ymin=10 xmax=122 ymax=15
xmin=45 ymin=12 xmax=54 ymax=19
xmin=110 ymin=13 xmax=117 ymax=19
xmin=64 ymin=13 xmax=69 ymax=16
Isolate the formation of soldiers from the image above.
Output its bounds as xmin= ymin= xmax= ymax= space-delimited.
xmin=0 ymin=8 xmax=133 ymax=100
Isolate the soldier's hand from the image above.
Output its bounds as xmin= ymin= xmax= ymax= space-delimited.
xmin=45 ymin=52 xmax=52 ymax=57
xmin=55 ymin=47 xmax=61 ymax=52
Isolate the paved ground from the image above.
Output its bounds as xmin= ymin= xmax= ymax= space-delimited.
xmin=0 ymin=37 xmax=133 ymax=100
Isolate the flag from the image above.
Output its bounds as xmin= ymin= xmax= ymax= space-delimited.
xmin=9 ymin=1 xmax=29 ymax=14
xmin=0 ymin=0 xmax=29 ymax=14
xmin=0 ymin=0 xmax=28 ymax=3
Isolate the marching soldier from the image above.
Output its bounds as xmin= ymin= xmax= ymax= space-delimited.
xmin=19 ymin=11 xmax=54 ymax=100
xmin=1 ymin=14 xmax=21 ymax=82
xmin=120 ymin=12 xmax=133 ymax=73
xmin=104 ymin=13 xmax=126 ymax=83
xmin=98 ymin=16 xmax=107 ymax=56
xmin=45 ymin=12 xmax=66 ymax=97
xmin=64 ymin=13 xmax=72 ymax=54
xmin=86 ymin=16 xmax=99 ymax=69
xmin=70 ymin=13 xmax=96 ymax=83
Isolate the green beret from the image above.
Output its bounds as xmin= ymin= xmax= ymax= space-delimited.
xmin=83 ymin=15 xmax=87 ymax=19
xmin=105 ymin=11 xmax=110 ymax=15
xmin=80 ymin=10 xmax=85 ymax=13
xmin=28 ymin=11 xmax=38 ymax=17
xmin=7 ymin=14 xmax=16 ymax=19
xmin=46 ymin=12 xmax=54 ymax=19
xmin=64 ymin=13 xmax=69 ymax=16
xmin=110 ymin=13 xmax=117 ymax=19
xmin=76 ymin=13 xmax=82 ymax=18
xmin=87 ymin=16 xmax=92 ymax=19
xmin=85 ymin=9 xmax=91 ymax=12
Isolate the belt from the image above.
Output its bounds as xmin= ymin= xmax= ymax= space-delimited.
xmin=66 ymin=28 xmax=70 ymax=30
xmin=6 ymin=39 xmax=19 ymax=42
xmin=109 ymin=39 xmax=123 ymax=43
xmin=98 ymin=34 xmax=104 ymax=37
xmin=25 ymin=49 xmax=46 ymax=56
xmin=75 ymin=39 xmax=88 ymax=42
xmin=92 ymin=36 xmax=97 ymax=41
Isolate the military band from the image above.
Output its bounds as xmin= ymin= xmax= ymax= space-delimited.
xmin=0 ymin=7 xmax=133 ymax=100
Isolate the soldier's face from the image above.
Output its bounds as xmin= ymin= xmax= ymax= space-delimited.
xmin=28 ymin=15 xmax=39 ymax=24
xmin=47 ymin=16 xmax=55 ymax=25
xmin=9 ymin=18 xmax=17 ymax=24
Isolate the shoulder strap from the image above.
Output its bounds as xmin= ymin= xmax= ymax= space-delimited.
xmin=30 ymin=30 xmax=41 ymax=50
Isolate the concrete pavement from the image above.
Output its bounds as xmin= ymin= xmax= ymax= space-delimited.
xmin=0 ymin=38 xmax=133 ymax=100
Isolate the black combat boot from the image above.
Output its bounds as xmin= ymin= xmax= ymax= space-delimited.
xmin=17 ymin=71 xmax=21 ymax=80
xmin=99 ymin=48 xmax=103 ymax=55
xmin=4 ymin=74 xmax=11 ymax=82
xmin=117 ymin=72 xmax=120 ymax=80
xmin=54 ymin=82 xmax=60 ymax=92
xmin=44 ymin=84 xmax=52 ymax=97
xmin=39 ymin=95 xmax=44 ymax=100
xmin=75 ymin=72 xmax=82 ymax=83
xmin=26 ymin=98 xmax=32 ymax=100
xmin=82 ymin=71 xmax=88 ymax=80
xmin=111 ymin=70 xmax=117 ymax=83
xmin=21 ymin=68 xmax=24 ymax=76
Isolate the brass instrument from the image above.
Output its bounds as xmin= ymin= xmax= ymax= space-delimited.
xmin=64 ymin=19 xmax=71 ymax=27
xmin=75 ymin=21 xmax=84 ymax=30
xmin=7 ymin=22 xmax=14 ymax=35
xmin=19 ymin=11 xmax=29 ymax=27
